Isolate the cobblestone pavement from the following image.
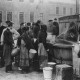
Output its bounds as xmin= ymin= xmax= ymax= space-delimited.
xmin=0 ymin=67 xmax=44 ymax=80
xmin=0 ymin=62 xmax=57 ymax=80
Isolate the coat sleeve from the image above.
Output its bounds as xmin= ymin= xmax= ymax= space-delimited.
xmin=11 ymin=28 xmax=20 ymax=40
xmin=1 ymin=28 xmax=6 ymax=44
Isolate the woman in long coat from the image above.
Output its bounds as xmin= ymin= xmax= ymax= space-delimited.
xmin=19 ymin=27 xmax=34 ymax=73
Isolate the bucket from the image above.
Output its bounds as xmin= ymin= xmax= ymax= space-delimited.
xmin=43 ymin=67 xmax=53 ymax=80
xmin=47 ymin=62 xmax=56 ymax=74
xmin=29 ymin=49 xmax=37 ymax=59
xmin=47 ymin=62 xmax=56 ymax=68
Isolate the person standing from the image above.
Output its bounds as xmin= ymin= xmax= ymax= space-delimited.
xmin=15 ymin=23 xmax=24 ymax=68
xmin=38 ymin=25 xmax=48 ymax=70
xmin=19 ymin=27 xmax=34 ymax=73
xmin=1 ymin=21 xmax=20 ymax=72
xmin=53 ymin=18 xmax=59 ymax=36
xmin=33 ymin=20 xmax=41 ymax=38
xmin=17 ymin=23 xmax=24 ymax=35
xmin=47 ymin=20 xmax=56 ymax=62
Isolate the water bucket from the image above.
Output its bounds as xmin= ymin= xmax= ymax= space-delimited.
xmin=47 ymin=62 xmax=56 ymax=68
xmin=47 ymin=62 xmax=56 ymax=74
xmin=29 ymin=49 xmax=37 ymax=59
xmin=43 ymin=67 xmax=53 ymax=80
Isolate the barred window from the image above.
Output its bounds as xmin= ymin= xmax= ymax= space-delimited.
xmin=40 ymin=13 xmax=43 ymax=21
xmin=19 ymin=12 xmax=24 ymax=24
xmin=19 ymin=0 xmax=24 ymax=2
xmin=39 ymin=0 xmax=43 ymax=3
xmin=30 ymin=0 xmax=34 ymax=3
xmin=7 ymin=0 xmax=12 ymax=1
xmin=70 ymin=8 xmax=72 ymax=15
xmin=7 ymin=12 xmax=12 ymax=21
xmin=56 ymin=7 xmax=59 ymax=14
xmin=63 ymin=7 xmax=66 ymax=15
xmin=0 ymin=11 xmax=2 ymax=22
xmin=30 ymin=12 xmax=34 ymax=22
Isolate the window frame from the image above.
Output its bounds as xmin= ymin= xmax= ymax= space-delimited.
xmin=29 ymin=0 xmax=34 ymax=3
xmin=19 ymin=12 xmax=24 ymax=24
xmin=19 ymin=0 xmax=24 ymax=2
xmin=0 ymin=11 xmax=2 ymax=22
xmin=7 ymin=12 xmax=12 ymax=21
xmin=63 ymin=7 xmax=66 ymax=15
xmin=30 ymin=12 xmax=34 ymax=22
xmin=56 ymin=7 xmax=59 ymax=15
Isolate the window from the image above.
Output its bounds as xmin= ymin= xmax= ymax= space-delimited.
xmin=19 ymin=0 xmax=24 ymax=2
xmin=63 ymin=7 xmax=66 ymax=15
xmin=70 ymin=8 xmax=72 ymax=15
xmin=39 ymin=0 xmax=43 ymax=3
xmin=7 ymin=12 xmax=12 ymax=21
xmin=7 ymin=0 xmax=12 ymax=1
xmin=30 ymin=12 xmax=34 ymax=22
xmin=40 ymin=13 xmax=43 ymax=21
xmin=19 ymin=12 xmax=24 ymax=24
xmin=56 ymin=7 xmax=59 ymax=14
xmin=30 ymin=0 xmax=34 ymax=3
xmin=0 ymin=11 xmax=2 ymax=22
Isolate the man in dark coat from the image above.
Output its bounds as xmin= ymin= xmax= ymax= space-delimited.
xmin=0 ymin=21 xmax=6 ymax=67
xmin=47 ymin=20 xmax=56 ymax=35
xmin=53 ymin=18 xmax=59 ymax=36
xmin=1 ymin=21 xmax=14 ymax=72
xmin=1 ymin=21 xmax=20 ymax=72
xmin=33 ymin=20 xmax=41 ymax=38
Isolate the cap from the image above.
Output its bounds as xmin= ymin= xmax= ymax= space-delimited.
xmin=6 ymin=21 xmax=11 ymax=24
xmin=48 ymin=20 xmax=53 ymax=22
xmin=54 ymin=18 xmax=57 ymax=20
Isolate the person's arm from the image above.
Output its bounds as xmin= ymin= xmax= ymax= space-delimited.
xmin=11 ymin=28 xmax=20 ymax=40
xmin=1 ymin=28 xmax=6 ymax=45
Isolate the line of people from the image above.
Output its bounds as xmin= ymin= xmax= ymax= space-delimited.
xmin=0 ymin=19 xmax=59 ymax=73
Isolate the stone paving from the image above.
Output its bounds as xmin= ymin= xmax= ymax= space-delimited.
xmin=0 ymin=67 xmax=44 ymax=80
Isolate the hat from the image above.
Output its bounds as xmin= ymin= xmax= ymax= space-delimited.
xmin=54 ymin=18 xmax=57 ymax=20
xmin=8 ymin=21 xmax=14 ymax=27
xmin=27 ymin=22 xmax=31 ymax=26
xmin=20 ymin=23 xmax=24 ymax=26
xmin=48 ymin=20 xmax=53 ymax=22
xmin=6 ymin=21 xmax=11 ymax=24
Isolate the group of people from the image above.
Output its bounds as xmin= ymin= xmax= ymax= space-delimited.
xmin=0 ymin=18 xmax=59 ymax=73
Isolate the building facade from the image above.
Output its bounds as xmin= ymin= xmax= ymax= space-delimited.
xmin=0 ymin=0 xmax=77 ymax=29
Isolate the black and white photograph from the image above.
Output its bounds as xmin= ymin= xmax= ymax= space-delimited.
xmin=0 ymin=0 xmax=79 ymax=80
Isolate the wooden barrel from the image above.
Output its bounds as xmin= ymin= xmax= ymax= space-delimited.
xmin=53 ymin=43 xmax=73 ymax=65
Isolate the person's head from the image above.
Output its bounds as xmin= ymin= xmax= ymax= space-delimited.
xmin=20 ymin=23 xmax=24 ymax=29
xmin=8 ymin=21 xmax=14 ymax=28
xmin=6 ymin=21 xmax=13 ymax=28
xmin=48 ymin=20 xmax=53 ymax=26
xmin=69 ymin=22 xmax=75 ymax=29
xmin=54 ymin=18 xmax=57 ymax=22
xmin=32 ymin=22 xmax=36 ymax=29
xmin=22 ymin=27 xmax=29 ymax=33
xmin=6 ymin=21 xmax=10 ymax=27
xmin=27 ymin=22 xmax=31 ymax=26
xmin=36 ymin=20 xmax=41 ymax=26
xmin=41 ymin=25 xmax=47 ymax=32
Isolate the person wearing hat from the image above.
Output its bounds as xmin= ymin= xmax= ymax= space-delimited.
xmin=47 ymin=20 xmax=55 ymax=34
xmin=1 ymin=21 xmax=20 ymax=72
xmin=53 ymin=18 xmax=59 ymax=36
xmin=46 ymin=20 xmax=57 ymax=62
